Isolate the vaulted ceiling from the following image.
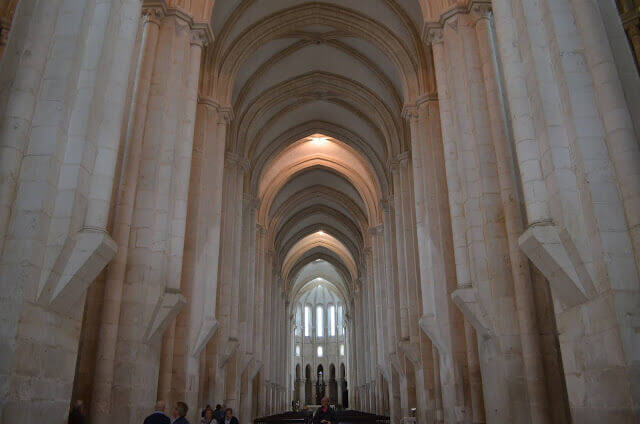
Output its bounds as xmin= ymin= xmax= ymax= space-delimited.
xmin=202 ymin=0 xmax=440 ymax=309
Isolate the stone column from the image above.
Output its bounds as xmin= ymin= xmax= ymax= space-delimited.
xmin=380 ymin=201 xmax=401 ymax=346
xmin=391 ymin=162 xmax=410 ymax=341
xmin=424 ymin=28 xmax=473 ymax=424
xmin=443 ymin=12 xmax=523 ymax=422
xmin=0 ymin=0 xmax=142 ymax=420
xmin=108 ymin=9 xmax=208 ymax=421
xmin=0 ymin=0 xmax=64 ymax=250
xmin=299 ymin=378 xmax=306 ymax=405
xmin=472 ymin=5 xmax=550 ymax=422
xmin=464 ymin=320 xmax=484 ymax=424
xmin=493 ymin=0 xmax=640 ymax=420
xmin=89 ymin=5 xmax=161 ymax=422
xmin=211 ymin=152 xmax=246 ymax=407
xmin=170 ymin=96 xmax=227 ymax=422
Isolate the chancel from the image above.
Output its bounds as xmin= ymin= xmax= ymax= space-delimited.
xmin=0 ymin=1 xmax=639 ymax=423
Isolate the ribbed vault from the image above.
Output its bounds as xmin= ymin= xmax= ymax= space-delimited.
xmin=203 ymin=0 xmax=436 ymax=415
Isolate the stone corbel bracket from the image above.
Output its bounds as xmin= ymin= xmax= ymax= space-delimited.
xmin=191 ymin=316 xmax=219 ymax=357
xmin=239 ymin=352 xmax=254 ymax=375
xmin=38 ymin=228 xmax=117 ymax=315
xmin=218 ymin=338 xmax=239 ymax=369
xmin=145 ymin=288 xmax=187 ymax=343
xmin=451 ymin=286 xmax=493 ymax=339
xmin=419 ymin=313 xmax=446 ymax=354
xmin=519 ymin=222 xmax=596 ymax=308
xmin=388 ymin=352 xmax=405 ymax=378
xmin=250 ymin=359 xmax=264 ymax=380
xmin=398 ymin=340 xmax=420 ymax=368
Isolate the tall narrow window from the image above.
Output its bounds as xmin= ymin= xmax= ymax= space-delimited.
xmin=338 ymin=305 xmax=344 ymax=335
xmin=340 ymin=344 xmax=345 ymax=356
xmin=329 ymin=305 xmax=336 ymax=336
xmin=296 ymin=345 xmax=301 ymax=357
xmin=317 ymin=346 xmax=323 ymax=357
xmin=295 ymin=306 xmax=302 ymax=336
xmin=304 ymin=306 xmax=311 ymax=337
xmin=316 ymin=306 xmax=324 ymax=337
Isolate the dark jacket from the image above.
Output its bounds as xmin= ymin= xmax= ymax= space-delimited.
xmin=173 ymin=417 xmax=190 ymax=424
xmin=68 ymin=409 xmax=86 ymax=424
xmin=220 ymin=417 xmax=239 ymax=424
xmin=143 ymin=412 xmax=171 ymax=424
xmin=313 ymin=407 xmax=337 ymax=424
xmin=213 ymin=410 xmax=225 ymax=423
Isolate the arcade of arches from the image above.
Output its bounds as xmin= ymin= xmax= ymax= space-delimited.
xmin=0 ymin=1 xmax=639 ymax=423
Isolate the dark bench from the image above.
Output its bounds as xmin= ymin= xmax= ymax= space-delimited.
xmin=254 ymin=410 xmax=390 ymax=424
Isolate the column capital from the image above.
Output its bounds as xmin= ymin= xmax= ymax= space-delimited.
xmin=416 ymin=93 xmax=438 ymax=110
xmin=368 ymin=225 xmax=384 ymax=236
xmin=225 ymin=151 xmax=250 ymax=171
xmin=379 ymin=198 xmax=391 ymax=213
xmin=191 ymin=21 xmax=214 ymax=46
xmin=197 ymin=95 xmax=234 ymax=122
xmin=401 ymin=105 xmax=419 ymax=122
xmin=424 ymin=23 xmax=444 ymax=45
xmin=390 ymin=151 xmax=411 ymax=170
xmin=190 ymin=27 xmax=208 ymax=47
xmin=470 ymin=3 xmax=492 ymax=24
xmin=142 ymin=6 xmax=165 ymax=26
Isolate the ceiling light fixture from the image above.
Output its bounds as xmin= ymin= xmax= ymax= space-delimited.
xmin=308 ymin=135 xmax=328 ymax=145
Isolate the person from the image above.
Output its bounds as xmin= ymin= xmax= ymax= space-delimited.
xmin=144 ymin=400 xmax=171 ymax=424
xmin=201 ymin=405 xmax=211 ymax=418
xmin=221 ymin=408 xmax=239 ymax=424
xmin=200 ymin=407 xmax=217 ymax=424
xmin=313 ymin=397 xmax=336 ymax=424
xmin=172 ymin=401 xmax=190 ymax=424
xmin=212 ymin=405 xmax=224 ymax=423
xmin=68 ymin=400 xmax=86 ymax=424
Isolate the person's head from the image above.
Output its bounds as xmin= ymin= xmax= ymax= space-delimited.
xmin=205 ymin=408 xmax=214 ymax=420
xmin=155 ymin=400 xmax=166 ymax=412
xmin=174 ymin=401 xmax=188 ymax=418
xmin=215 ymin=404 xmax=222 ymax=410
xmin=225 ymin=408 xmax=233 ymax=418
xmin=321 ymin=397 xmax=329 ymax=408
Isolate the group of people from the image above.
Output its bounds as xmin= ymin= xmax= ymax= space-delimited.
xmin=199 ymin=404 xmax=239 ymax=424
xmin=68 ymin=397 xmax=335 ymax=424
xmin=143 ymin=400 xmax=239 ymax=424
xmin=67 ymin=399 xmax=238 ymax=424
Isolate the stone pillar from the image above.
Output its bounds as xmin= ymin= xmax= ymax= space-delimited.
xmin=464 ymin=320 xmax=484 ymax=424
xmin=429 ymin=9 xmax=541 ymax=422
xmin=423 ymin=28 xmax=473 ymax=424
xmin=472 ymin=5 xmax=550 ymax=422
xmin=391 ymin=161 xmax=410 ymax=341
xmin=211 ymin=152 xmax=246 ymax=408
xmin=107 ymin=9 xmax=209 ymax=421
xmin=492 ymin=0 xmax=640 ymax=420
xmin=0 ymin=0 xmax=141 ymax=420
xmin=89 ymin=6 xmax=162 ymax=422
xmin=169 ymin=95 xmax=227 ymax=423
